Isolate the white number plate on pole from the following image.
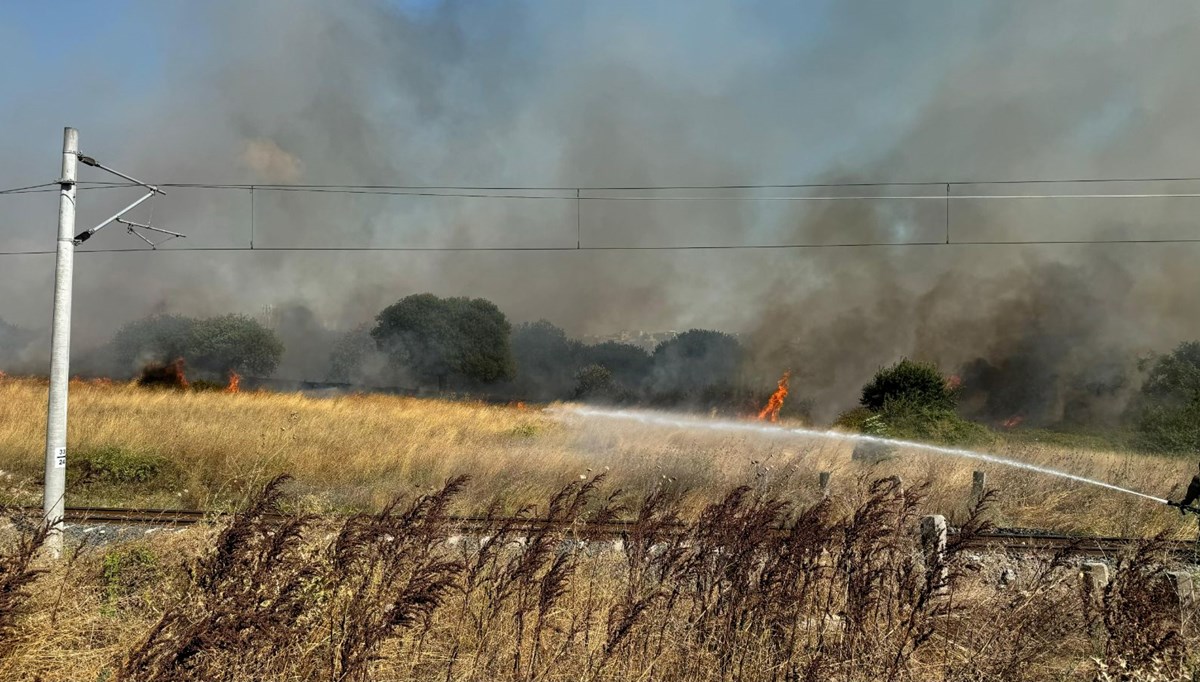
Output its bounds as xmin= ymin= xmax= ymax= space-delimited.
xmin=54 ymin=447 xmax=66 ymax=469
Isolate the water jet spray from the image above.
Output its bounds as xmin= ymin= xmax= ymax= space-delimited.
xmin=549 ymin=405 xmax=1173 ymax=507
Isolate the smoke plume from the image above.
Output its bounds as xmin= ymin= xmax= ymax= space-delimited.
xmin=1 ymin=1 xmax=1199 ymax=422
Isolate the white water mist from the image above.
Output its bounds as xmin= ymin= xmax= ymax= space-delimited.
xmin=549 ymin=405 xmax=1168 ymax=505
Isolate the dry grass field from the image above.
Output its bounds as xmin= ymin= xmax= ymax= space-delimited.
xmin=0 ymin=376 xmax=1196 ymax=536
xmin=0 ymin=377 xmax=1197 ymax=679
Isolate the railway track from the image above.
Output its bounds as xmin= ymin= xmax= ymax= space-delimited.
xmin=21 ymin=505 xmax=1200 ymax=558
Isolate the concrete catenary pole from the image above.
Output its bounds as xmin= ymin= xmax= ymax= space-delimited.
xmin=43 ymin=127 xmax=79 ymax=558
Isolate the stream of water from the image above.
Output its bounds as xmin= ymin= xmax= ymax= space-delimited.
xmin=549 ymin=405 xmax=1169 ymax=505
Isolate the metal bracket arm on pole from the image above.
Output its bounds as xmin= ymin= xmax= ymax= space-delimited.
xmin=116 ymin=218 xmax=184 ymax=238
xmin=73 ymin=189 xmax=156 ymax=243
xmin=71 ymin=151 xmax=166 ymax=243
xmin=125 ymin=226 xmax=157 ymax=248
xmin=75 ymin=153 xmax=164 ymax=196
xmin=118 ymin=218 xmax=185 ymax=248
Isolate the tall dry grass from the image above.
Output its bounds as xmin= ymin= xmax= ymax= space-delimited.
xmin=0 ymin=377 xmax=1195 ymax=536
xmin=0 ymin=475 xmax=1195 ymax=681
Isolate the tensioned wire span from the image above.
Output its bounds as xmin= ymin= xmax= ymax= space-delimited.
xmin=13 ymin=171 xmax=1200 ymax=190
xmin=2 ymin=175 xmax=1200 ymax=254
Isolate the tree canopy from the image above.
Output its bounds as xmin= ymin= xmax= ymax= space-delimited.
xmin=510 ymin=320 xmax=583 ymax=399
xmin=371 ymin=294 xmax=514 ymax=388
xmin=112 ymin=314 xmax=198 ymax=371
xmin=187 ymin=314 xmax=284 ymax=377
xmin=579 ymin=341 xmax=651 ymax=389
xmin=1138 ymin=341 xmax=1200 ymax=407
xmin=1132 ymin=341 xmax=1200 ymax=453
xmin=572 ymin=364 xmax=615 ymax=400
xmin=860 ymin=358 xmax=956 ymax=412
xmin=648 ymin=329 xmax=743 ymax=397
xmin=112 ymin=313 xmax=283 ymax=378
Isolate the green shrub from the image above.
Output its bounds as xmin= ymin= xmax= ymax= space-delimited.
xmin=833 ymin=407 xmax=874 ymax=432
xmin=1130 ymin=341 xmax=1200 ymax=455
xmin=102 ymin=545 xmax=160 ymax=609
xmin=877 ymin=398 xmax=993 ymax=447
xmin=860 ymin=359 xmax=956 ymax=412
xmin=1139 ymin=341 xmax=1200 ymax=404
xmin=836 ymin=399 xmax=990 ymax=447
xmin=572 ymin=364 xmax=614 ymax=400
xmin=70 ymin=446 xmax=176 ymax=487
xmin=1133 ymin=403 xmax=1200 ymax=455
xmin=509 ymin=423 xmax=540 ymax=438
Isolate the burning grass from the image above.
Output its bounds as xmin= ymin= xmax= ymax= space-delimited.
xmin=756 ymin=370 xmax=790 ymax=422
xmin=0 ymin=476 xmax=1197 ymax=681
xmin=0 ymin=376 xmax=1195 ymax=537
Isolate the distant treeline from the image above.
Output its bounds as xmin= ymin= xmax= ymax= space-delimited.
xmin=4 ymin=291 xmax=1200 ymax=453
xmin=325 ymin=294 xmax=778 ymax=415
xmin=32 ymin=293 xmax=787 ymax=417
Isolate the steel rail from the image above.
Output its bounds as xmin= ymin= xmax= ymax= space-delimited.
xmin=18 ymin=505 xmax=1196 ymax=557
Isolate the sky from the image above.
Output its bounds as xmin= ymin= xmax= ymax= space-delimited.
xmin=1 ymin=1 xmax=1199 ymax=417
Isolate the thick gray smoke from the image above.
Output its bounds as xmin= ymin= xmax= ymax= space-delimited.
xmin=1 ymin=1 xmax=1199 ymax=422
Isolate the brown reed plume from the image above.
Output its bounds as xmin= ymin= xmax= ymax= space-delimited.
xmin=119 ymin=475 xmax=317 ymax=681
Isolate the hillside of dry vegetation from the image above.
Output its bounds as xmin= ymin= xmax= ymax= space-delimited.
xmin=0 ymin=377 xmax=1195 ymax=537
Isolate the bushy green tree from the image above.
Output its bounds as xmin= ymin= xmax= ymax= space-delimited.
xmin=112 ymin=314 xmax=197 ymax=370
xmin=648 ymin=329 xmax=743 ymax=399
xmin=572 ymin=364 xmax=615 ymax=400
xmin=371 ymin=294 xmax=514 ymax=389
xmin=1135 ymin=404 xmax=1200 ymax=454
xmin=844 ymin=359 xmax=989 ymax=447
xmin=579 ymin=341 xmax=652 ymax=389
xmin=511 ymin=320 xmax=583 ymax=399
xmin=112 ymin=313 xmax=283 ymax=379
xmin=186 ymin=314 xmax=284 ymax=377
xmin=860 ymin=358 xmax=956 ymax=412
xmin=874 ymin=396 xmax=992 ymax=447
xmin=1132 ymin=341 xmax=1200 ymax=453
xmin=1139 ymin=341 xmax=1200 ymax=406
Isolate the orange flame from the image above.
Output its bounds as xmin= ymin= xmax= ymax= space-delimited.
xmin=138 ymin=358 xmax=189 ymax=389
xmin=70 ymin=376 xmax=113 ymax=387
xmin=757 ymin=370 xmax=790 ymax=422
xmin=173 ymin=359 xmax=189 ymax=390
xmin=1001 ymin=415 xmax=1024 ymax=429
xmin=225 ymin=371 xmax=241 ymax=393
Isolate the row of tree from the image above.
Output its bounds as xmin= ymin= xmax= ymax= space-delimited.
xmin=96 ymin=294 xmax=755 ymax=410
xmin=327 ymin=294 xmax=754 ymax=409
xmin=40 ymin=292 xmax=1200 ymax=453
